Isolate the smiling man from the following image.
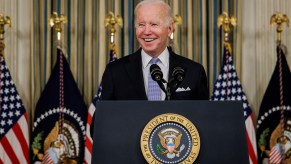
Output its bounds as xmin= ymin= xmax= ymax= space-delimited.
xmin=90 ymin=0 xmax=209 ymax=139
xmin=99 ymin=0 xmax=209 ymax=101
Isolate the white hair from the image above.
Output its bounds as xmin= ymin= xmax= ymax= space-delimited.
xmin=134 ymin=0 xmax=173 ymax=27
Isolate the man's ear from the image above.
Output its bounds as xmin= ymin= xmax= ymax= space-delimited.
xmin=168 ymin=21 xmax=174 ymax=37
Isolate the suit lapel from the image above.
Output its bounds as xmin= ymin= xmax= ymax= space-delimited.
xmin=168 ymin=49 xmax=184 ymax=96
xmin=125 ymin=49 xmax=148 ymax=100
xmin=169 ymin=50 xmax=182 ymax=81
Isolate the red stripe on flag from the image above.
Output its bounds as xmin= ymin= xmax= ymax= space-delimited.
xmin=85 ymin=136 xmax=93 ymax=153
xmin=245 ymin=114 xmax=257 ymax=164
xmin=246 ymin=129 xmax=257 ymax=164
xmin=87 ymin=113 xmax=93 ymax=125
xmin=1 ymin=137 xmax=20 ymax=164
xmin=85 ymin=106 xmax=95 ymax=163
xmin=13 ymin=122 xmax=29 ymax=163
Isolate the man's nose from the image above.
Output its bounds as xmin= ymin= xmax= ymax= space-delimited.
xmin=144 ymin=25 xmax=152 ymax=34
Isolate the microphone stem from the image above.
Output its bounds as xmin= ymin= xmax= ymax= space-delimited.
xmin=166 ymin=86 xmax=171 ymax=101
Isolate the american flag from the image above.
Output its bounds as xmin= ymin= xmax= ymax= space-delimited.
xmin=84 ymin=45 xmax=118 ymax=163
xmin=269 ymin=143 xmax=283 ymax=164
xmin=0 ymin=56 xmax=29 ymax=164
xmin=210 ymin=44 xmax=258 ymax=164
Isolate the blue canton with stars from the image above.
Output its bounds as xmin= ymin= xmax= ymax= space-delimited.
xmin=210 ymin=45 xmax=252 ymax=120
xmin=92 ymin=48 xmax=117 ymax=107
xmin=92 ymin=85 xmax=102 ymax=108
xmin=0 ymin=57 xmax=25 ymax=138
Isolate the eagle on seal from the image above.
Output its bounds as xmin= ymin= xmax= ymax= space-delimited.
xmin=158 ymin=128 xmax=182 ymax=156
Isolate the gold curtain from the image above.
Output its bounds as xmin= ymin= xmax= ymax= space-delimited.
xmin=1 ymin=0 xmax=291 ymax=127
xmin=0 ymin=0 xmax=253 ymax=124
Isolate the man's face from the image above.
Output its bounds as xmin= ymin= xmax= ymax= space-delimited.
xmin=135 ymin=3 xmax=173 ymax=57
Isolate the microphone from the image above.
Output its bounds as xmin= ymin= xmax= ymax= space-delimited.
xmin=172 ymin=66 xmax=185 ymax=82
xmin=169 ymin=66 xmax=185 ymax=91
xmin=150 ymin=64 xmax=167 ymax=83
xmin=150 ymin=64 xmax=167 ymax=93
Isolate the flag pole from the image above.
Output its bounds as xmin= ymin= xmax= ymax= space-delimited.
xmin=217 ymin=12 xmax=237 ymax=43
xmin=217 ymin=12 xmax=237 ymax=100
xmin=214 ymin=12 xmax=258 ymax=164
xmin=105 ymin=11 xmax=123 ymax=51
xmin=270 ymin=12 xmax=289 ymax=162
xmin=83 ymin=11 xmax=123 ymax=164
xmin=169 ymin=14 xmax=182 ymax=52
xmin=0 ymin=13 xmax=11 ymax=113
xmin=270 ymin=12 xmax=289 ymax=44
xmin=48 ymin=11 xmax=67 ymax=153
xmin=49 ymin=12 xmax=67 ymax=42
xmin=0 ymin=13 xmax=30 ymax=164
xmin=0 ymin=13 xmax=11 ymax=57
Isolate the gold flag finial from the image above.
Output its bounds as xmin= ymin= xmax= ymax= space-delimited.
xmin=270 ymin=12 xmax=289 ymax=42
xmin=49 ymin=12 xmax=67 ymax=40
xmin=173 ymin=14 xmax=183 ymax=25
xmin=217 ymin=12 xmax=237 ymax=42
xmin=170 ymin=14 xmax=183 ymax=40
xmin=169 ymin=14 xmax=183 ymax=52
xmin=104 ymin=11 xmax=123 ymax=44
xmin=0 ymin=14 xmax=11 ymax=40
xmin=0 ymin=14 xmax=11 ymax=56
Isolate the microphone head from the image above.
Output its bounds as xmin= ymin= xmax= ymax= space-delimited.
xmin=172 ymin=67 xmax=185 ymax=82
xmin=150 ymin=64 xmax=163 ymax=82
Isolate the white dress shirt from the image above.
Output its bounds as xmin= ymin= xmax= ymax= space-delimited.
xmin=141 ymin=48 xmax=169 ymax=100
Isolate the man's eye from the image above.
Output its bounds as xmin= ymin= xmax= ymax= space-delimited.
xmin=152 ymin=24 xmax=158 ymax=27
xmin=138 ymin=24 xmax=145 ymax=28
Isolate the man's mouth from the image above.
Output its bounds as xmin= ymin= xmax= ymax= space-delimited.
xmin=144 ymin=38 xmax=155 ymax=42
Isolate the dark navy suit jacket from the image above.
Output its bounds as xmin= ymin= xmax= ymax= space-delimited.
xmin=100 ymin=48 xmax=209 ymax=100
xmin=90 ymin=48 xmax=209 ymax=137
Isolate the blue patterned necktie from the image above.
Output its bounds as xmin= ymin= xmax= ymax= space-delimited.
xmin=147 ymin=58 xmax=161 ymax=100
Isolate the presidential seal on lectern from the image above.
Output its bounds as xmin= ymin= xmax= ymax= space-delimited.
xmin=141 ymin=113 xmax=200 ymax=164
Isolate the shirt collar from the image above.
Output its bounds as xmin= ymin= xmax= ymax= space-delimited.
xmin=141 ymin=48 xmax=169 ymax=68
